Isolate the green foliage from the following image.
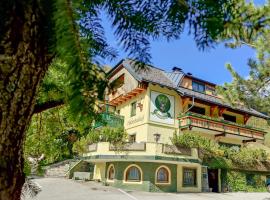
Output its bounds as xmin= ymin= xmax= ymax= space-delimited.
xmin=227 ymin=147 xmax=268 ymax=168
xmin=216 ymin=1 xmax=270 ymax=116
xmin=171 ymin=131 xmax=222 ymax=157
xmin=24 ymin=106 xmax=85 ymax=165
xmin=171 ymin=131 xmax=269 ymax=169
xmin=73 ymin=127 xmax=127 ymax=155
xmin=23 ymin=160 xmax=31 ymax=177
xmin=222 ymin=170 xmax=266 ymax=192
xmin=219 ymin=1 xmax=270 ymax=49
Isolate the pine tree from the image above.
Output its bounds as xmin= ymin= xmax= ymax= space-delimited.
xmin=217 ymin=1 xmax=270 ymax=115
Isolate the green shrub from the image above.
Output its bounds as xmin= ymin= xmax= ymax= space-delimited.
xmin=73 ymin=127 xmax=127 ymax=155
xmin=171 ymin=131 xmax=269 ymax=170
xmin=223 ymin=170 xmax=266 ymax=192
xmin=171 ymin=131 xmax=222 ymax=157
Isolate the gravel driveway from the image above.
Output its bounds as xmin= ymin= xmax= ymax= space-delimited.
xmin=26 ymin=178 xmax=270 ymax=200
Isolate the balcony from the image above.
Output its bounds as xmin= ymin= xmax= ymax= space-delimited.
xmin=84 ymin=142 xmax=199 ymax=163
xmin=93 ymin=112 xmax=124 ymax=129
xmin=179 ymin=112 xmax=266 ymax=141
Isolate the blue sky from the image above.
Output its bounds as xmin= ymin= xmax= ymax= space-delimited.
xmin=101 ymin=0 xmax=266 ymax=85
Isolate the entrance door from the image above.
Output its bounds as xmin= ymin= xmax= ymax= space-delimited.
xmin=208 ymin=169 xmax=219 ymax=192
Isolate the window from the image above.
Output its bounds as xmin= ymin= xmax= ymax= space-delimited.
xmin=107 ymin=164 xmax=115 ymax=181
xmin=192 ymin=81 xmax=205 ymax=93
xmin=156 ymin=166 xmax=170 ymax=184
xmin=183 ymin=168 xmax=197 ymax=187
xmin=131 ymin=101 xmax=137 ymax=117
xmin=128 ymin=134 xmax=136 ymax=143
xmin=189 ymin=105 xmax=206 ymax=115
xmin=125 ymin=165 xmax=142 ymax=182
xmin=222 ymin=114 xmax=236 ymax=123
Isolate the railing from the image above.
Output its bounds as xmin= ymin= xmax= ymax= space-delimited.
xmin=85 ymin=142 xmax=197 ymax=158
xmin=179 ymin=112 xmax=266 ymax=140
xmin=162 ymin=144 xmax=192 ymax=156
xmin=109 ymin=142 xmax=146 ymax=151
xmin=93 ymin=112 xmax=124 ymax=129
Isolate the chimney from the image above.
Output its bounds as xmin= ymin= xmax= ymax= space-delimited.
xmin=172 ymin=66 xmax=182 ymax=72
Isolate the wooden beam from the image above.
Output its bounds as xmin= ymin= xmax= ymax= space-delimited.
xmin=244 ymin=114 xmax=250 ymax=124
xmin=214 ymin=132 xmax=226 ymax=138
xmin=218 ymin=107 xmax=227 ymax=116
xmin=242 ymin=138 xmax=256 ymax=144
xmin=182 ymin=97 xmax=190 ymax=108
xmin=122 ymin=96 xmax=131 ymax=100
xmin=130 ymin=90 xmax=140 ymax=95
xmin=210 ymin=105 xmax=218 ymax=117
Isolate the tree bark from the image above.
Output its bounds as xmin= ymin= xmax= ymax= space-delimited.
xmin=0 ymin=1 xmax=52 ymax=199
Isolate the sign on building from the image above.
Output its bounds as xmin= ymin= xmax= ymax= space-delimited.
xmin=150 ymin=91 xmax=175 ymax=125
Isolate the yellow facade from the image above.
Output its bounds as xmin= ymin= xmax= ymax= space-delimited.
xmin=115 ymin=84 xmax=182 ymax=144
xmin=93 ymin=162 xmax=106 ymax=181
xmin=90 ymin=61 xmax=269 ymax=193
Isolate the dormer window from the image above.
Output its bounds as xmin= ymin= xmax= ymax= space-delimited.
xmin=192 ymin=81 xmax=205 ymax=93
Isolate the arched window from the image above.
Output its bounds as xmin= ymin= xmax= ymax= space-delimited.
xmin=155 ymin=166 xmax=171 ymax=184
xmin=107 ymin=164 xmax=115 ymax=181
xmin=125 ymin=165 xmax=142 ymax=182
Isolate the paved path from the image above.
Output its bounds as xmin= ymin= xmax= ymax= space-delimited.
xmin=26 ymin=178 xmax=270 ymax=200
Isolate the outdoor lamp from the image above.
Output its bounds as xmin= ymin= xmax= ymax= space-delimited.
xmin=154 ymin=133 xmax=160 ymax=143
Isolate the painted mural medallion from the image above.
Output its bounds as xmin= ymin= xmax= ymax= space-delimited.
xmin=150 ymin=91 xmax=174 ymax=124
xmin=152 ymin=94 xmax=172 ymax=119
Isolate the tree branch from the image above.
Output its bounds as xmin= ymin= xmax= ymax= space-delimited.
xmin=33 ymin=99 xmax=65 ymax=114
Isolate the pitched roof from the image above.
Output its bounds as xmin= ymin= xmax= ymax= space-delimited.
xmin=110 ymin=59 xmax=269 ymax=119
xmin=177 ymin=86 xmax=269 ymax=119
xmin=121 ymin=59 xmax=178 ymax=89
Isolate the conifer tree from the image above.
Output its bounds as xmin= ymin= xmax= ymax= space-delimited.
xmin=217 ymin=1 xmax=270 ymax=115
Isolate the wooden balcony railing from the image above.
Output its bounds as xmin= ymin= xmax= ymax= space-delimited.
xmin=179 ymin=112 xmax=266 ymax=140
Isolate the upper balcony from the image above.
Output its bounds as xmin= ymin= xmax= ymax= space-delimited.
xmin=178 ymin=112 xmax=266 ymax=141
xmin=93 ymin=112 xmax=124 ymax=129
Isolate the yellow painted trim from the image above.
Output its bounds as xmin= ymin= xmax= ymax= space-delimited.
xmin=155 ymin=165 xmax=171 ymax=185
xmin=123 ymin=164 xmax=143 ymax=184
xmin=106 ymin=164 xmax=115 ymax=182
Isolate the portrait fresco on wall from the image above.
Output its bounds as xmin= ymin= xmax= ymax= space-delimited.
xmin=150 ymin=91 xmax=174 ymax=124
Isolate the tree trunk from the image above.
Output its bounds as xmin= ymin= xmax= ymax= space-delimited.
xmin=0 ymin=1 xmax=52 ymax=199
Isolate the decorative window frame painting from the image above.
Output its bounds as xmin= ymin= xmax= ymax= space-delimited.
xmin=150 ymin=91 xmax=175 ymax=125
